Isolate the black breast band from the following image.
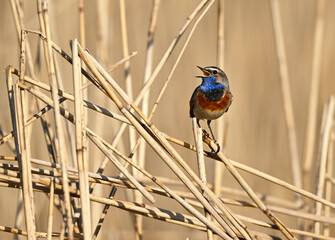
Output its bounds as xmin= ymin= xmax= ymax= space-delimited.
xmin=203 ymin=88 xmax=225 ymax=102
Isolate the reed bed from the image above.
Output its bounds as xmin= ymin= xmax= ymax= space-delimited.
xmin=0 ymin=1 xmax=334 ymax=240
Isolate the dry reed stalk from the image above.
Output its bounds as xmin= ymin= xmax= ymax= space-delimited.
xmin=77 ymin=52 xmax=133 ymax=236
xmin=135 ymin=0 xmax=210 ymax=106
xmin=0 ymin=128 xmax=15 ymax=152
xmin=163 ymin=130 xmax=335 ymax=209
xmin=96 ymin=0 xmax=109 ymax=66
xmin=19 ymin=33 xmax=37 ymax=239
xmin=78 ymin=0 xmax=86 ymax=48
xmin=270 ymin=0 xmax=302 ymax=194
xmin=183 ymin=194 xmax=335 ymax=227
xmin=11 ymin=0 xmax=57 ymax=165
xmin=6 ymin=38 xmax=137 ymax=180
xmin=0 ymin=95 xmax=67 ymax=147
xmin=11 ymin=70 xmax=129 ymax=124
xmin=268 ymin=4 xmax=306 ymax=233
xmin=0 ymin=156 xmax=17 ymax=160
xmin=54 ymin=55 xmax=77 ymax=169
xmin=227 ymin=159 xmax=334 ymax=209
xmin=106 ymin=51 xmax=138 ymax=73
xmin=204 ymin=137 xmax=296 ymax=239
xmin=4 ymin=159 xmax=335 ymax=229
xmin=47 ymin=7 xmax=77 ymax=169
xmin=0 ymin=131 xmax=14 ymax=146
xmin=72 ymin=39 xmax=92 ymax=239
xmin=149 ymin=0 xmax=215 ymax=119
xmin=118 ymin=1 xmax=142 ymax=237
xmin=0 ymin=162 xmax=222 ymax=204
xmin=47 ymin=178 xmax=55 ymax=240
xmin=268 ymin=206 xmax=335 ymax=229
xmin=0 ymin=225 xmax=83 ymax=239
xmin=86 ymin=199 xmax=265 ymax=240
xmin=135 ymin=7 xmax=161 ymax=234
xmin=9 ymin=0 xmax=38 ymax=147
xmin=314 ymin=96 xmax=335 ymax=235
xmin=36 ymin=0 xmax=49 ymax=68
xmin=7 ymin=77 xmax=38 ymax=240
xmin=185 ymin=198 xmax=335 ymax=240
xmin=119 ymin=0 xmax=134 ymax=102
xmin=89 ymin=1 xmax=107 ymax=180
xmin=14 ymin=179 xmax=198 ymax=237
xmin=16 ymin=80 xmax=156 ymax=204
xmin=138 ymin=0 xmax=160 ymax=171
xmin=6 ymin=156 xmax=332 ymax=231
xmin=140 ymin=125 xmax=245 ymax=236
xmin=119 ymin=0 xmax=137 ymax=164
xmin=192 ymin=118 xmax=214 ymax=240
xmin=325 ymin=175 xmax=335 ymax=185
xmin=88 ymin=134 xmax=220 ymax=238
xmin=7 ymin=30 xmax=38 ymax=240
xmin=324 ymin=129 xmax=334 ymax=236
xmin=2 ymin=155 xmax=335 ymax=239
xmin=21 ymin=29 xmax=105 ymax=94
xmin=91 ymin=153 xmax=135 ymax=237
xmin=101 ymin=137 xmax=232 ymax=238
xmin=0 ymin=161 xmax=155 ymax=192
xmin=76 ymin=46 xmax=130 ymax=193
xmin=10 ymin=0 xmax=36 ymax=79
xmin=80 ymin=49 xmax=131 ymax=111
xmin=2 ymin=173 xmax=209 ymax=236
xmin=128 ymin=175 xmax=302 ymax=208
xmin=0 ymin=173 xmax=281 ymax=240
xmin=234 ymin=214 xmax=335 ymax=240
xmin=119 ymin=0 xmax=137 ymax=161
xmin=303 ymin=0 xmax=326 ymax=190
xmin=1 ymin=167 xmax=302 ymax=240
xmin=83 ymin=37 xmax=132 ymax=155
xmin=87 ymin=133 xmax=156 ymax=203
xmin=6 ymin=107 xmax=28 ymax=240
xmin=92 ymin=198 xmax=112 ymax=239
xmin=219 ymin=186 xmax=301 ymax=210
xmin=42 ymin=2 xmax=74 ymax=238
xmin=214 ymin=0 xmax=226 ymax=198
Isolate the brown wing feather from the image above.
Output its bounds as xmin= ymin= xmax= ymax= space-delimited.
xmin=189 ymin=86 xmax=201 ymax=118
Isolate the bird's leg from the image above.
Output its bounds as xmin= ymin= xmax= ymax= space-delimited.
xmin=207 ymin=120 xmax=216 ymax=142
xmin=196 ymin=119 xmax=201 ymax=128
xmin=197 ymin=119 xmax=209 ymax=138
xmin=207 ymin=120 xmax=220 ymax=153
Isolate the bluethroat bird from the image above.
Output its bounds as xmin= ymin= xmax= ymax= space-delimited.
xmin=189 ymin=66 xmax=233 ymax=152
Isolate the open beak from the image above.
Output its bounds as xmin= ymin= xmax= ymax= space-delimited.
xmin=197 ymin=66 xmax=211 ymax=77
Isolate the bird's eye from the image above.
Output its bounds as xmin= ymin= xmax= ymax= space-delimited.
xmin=212 ymin=70 xmax=218 ymax=75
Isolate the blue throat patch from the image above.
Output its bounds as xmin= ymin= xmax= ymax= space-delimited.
xmin=200 ymin=76 xmax=224 ymax=92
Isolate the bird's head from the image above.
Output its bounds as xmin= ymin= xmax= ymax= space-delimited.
xmin=196 ymin=66 xmax=229 ymax=89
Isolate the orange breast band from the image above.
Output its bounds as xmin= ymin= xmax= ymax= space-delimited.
xmin=197 ymin=91 xmax=231 ymax=112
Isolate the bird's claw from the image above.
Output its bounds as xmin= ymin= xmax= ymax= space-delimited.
xmin=202 ymin=129 xmax=210 ymax=139
xmin=214 ymin=142 xmax=220 ymax=154
xmin=202 ymin=130 xmax=220 ymax=154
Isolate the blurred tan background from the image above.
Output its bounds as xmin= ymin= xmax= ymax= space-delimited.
xmin=0 ymin=0 xmax=335 ymax=239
